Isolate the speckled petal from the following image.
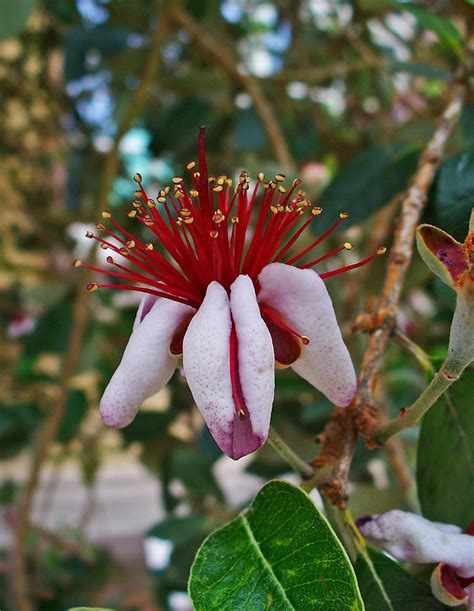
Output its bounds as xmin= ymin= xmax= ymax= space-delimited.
xmin=258 ymin=263 xmax=356 ymax=407
xmin=358 ymin=511 xmax=474 ymax=578
xmin=230 ymin=275 xmax=275 ymax=455
xmin=100 ymin=298 xmax=194 ymax=428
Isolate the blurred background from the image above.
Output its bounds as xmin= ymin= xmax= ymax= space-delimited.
xmin=0 ymin=0 xmax=472 ymax=609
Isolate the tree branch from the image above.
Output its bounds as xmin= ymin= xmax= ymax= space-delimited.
xmin=312 ymin=82 xmax=466 ymax=508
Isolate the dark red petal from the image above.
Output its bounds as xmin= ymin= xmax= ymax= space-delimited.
xmin=465 ymin=520 xmax=474 ymax=537
xmin=418 ymin=224 xmax=468 ymax=284
xmin=260 ymin=307 xmax=303 ymax=368
xmin=169 ymin=313 xmax=194 ymax=356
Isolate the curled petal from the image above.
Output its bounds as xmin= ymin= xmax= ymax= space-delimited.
xmin=230 ymin=275 xmax=274 ymax=454
xmin=183 ymin=279 xmax=273 ymax=460
xmin=258 ymin=263 xmax=356 ymax=407
xmin=133 ymin=294 xmax=158 ymax=331
xmin=357 ymin=511 xmax=474 ymax=578
xmin=431 ymin=563 xmax=469 ymax=607
xmin=100 ymin=298 xmax=194 ymax=428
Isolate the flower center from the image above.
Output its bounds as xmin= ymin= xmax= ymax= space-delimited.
xmin=76 ymin=127 xmax=385 ymax=308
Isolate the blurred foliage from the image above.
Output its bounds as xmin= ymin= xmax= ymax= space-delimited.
xmin=0 ymin=0 xmax=472 ymax=609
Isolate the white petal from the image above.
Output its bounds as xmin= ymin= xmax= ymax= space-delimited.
xmin=182 ymin=282 xmax=235 ymax=456
xmin=258 ymin=263 xmax=356 ymax=407
xmin=100 ymin=298 xmax=194 ymax=428
xmin=230 ymin=275 xmax=275 ymax=445
xmin=358 ymin=511 xmax=474 ymax=577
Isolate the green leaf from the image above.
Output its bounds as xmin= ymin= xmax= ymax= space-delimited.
xmin=189 ymin=480 xmax=363 ymax=610
xmin=0 ymin=0 xmax=35 ymax=40
xmin=316 ymin=143 xmax=419 ymax=233
xmin=147 ymin=515 xmax=208 ymax=546
xmin=56 ymin=390 xmax=88 ymax=443
xmin=395 ymin=4 xmax=463 ymax=58
xmin=430 ymin=146 xmax=474 ymax=240
xmin=355 ymin=547 xmax=446 ymax=610
xmin=417 ymin=370 xmax=474 ymax=529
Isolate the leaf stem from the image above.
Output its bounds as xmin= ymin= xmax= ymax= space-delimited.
xmin=267 ymin=427 xmax=314 ymax=479
xmin=372 ymin=363 xmax=463 ymax=445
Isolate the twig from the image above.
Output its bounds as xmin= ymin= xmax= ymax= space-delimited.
xmin=167 ymin=5 xmax=294 ymax=170
xmin=10 ymin=12 xmax=167 ymax=610
xmin=312 ymin=82 xmax=465 ymax=508
xmin=267 ymin=426 xmax=314 ymax=479
xmin=391 ymin=327 xmax=435 ymax=374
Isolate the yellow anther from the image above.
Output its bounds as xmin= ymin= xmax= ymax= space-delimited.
xmin=144 ymin=218 xmax=155 ymax=226
xmin=133 ymin=173 xmax=142 ymax=183
xmin=157 ymin=196 xmax=166 ymax=204
xmin=339 ymin=211 xmax=349 ymax=219
xmin=147 ymin=199 xmax=156 ymax=208
xmin=217 ymin=177 xmax=225 ymax=185
xmin=73 ymin=259 xmax=82 ymax=268
xmin=87 ymin=283 xmax=98 ymax=292
xmin=134 ymin=190 xmax=142 ymax=198
xmin=312 ymin=206 xmax=322 ymax=216
xmin=258 ymin=172 xmax=265 ymax=182
xmin=164 ymin=186 xmax=170 ymax=195
xmin=187 ymin=161 xmax=196 ymax=170
xmin=128 ymin=210 xmax=137 ymax=218
xmin=344 ymin=242 xmax=353 ymax=250
xmin=275 ymin=174 xmax=286 ymax=182
xmin=132 ymin=199 xmax=142 ymax=208
xmin=183 ymin=217 xmax=194 ymax=225
xmin=270 ymin=205 xmax=279 ymax=214
xmin=377 ymin=246 xmax=387 ymax=255
xmin=126 ymin=240 xmax=136 ymax=249
xmin=181 ymin=208 xmax=191 ymax=217
xmin=213 ymin=185 xmax=223 ymax=192
xmin=189 ymin=189 xmax=199 ymax=197
xmin=95 ymin=223 xmax=105 ymax=231
xmin=278 ymin=185 xmax=286 ymax=194
xmin=208 ymin=176 xmax=215 ymax=183
xmin=172 ymin=176 xmax=183 ymax=184
xmin=101 ymin=210 xmax=112 ymax=219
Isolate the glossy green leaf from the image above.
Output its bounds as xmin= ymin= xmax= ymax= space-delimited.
xmin=417 ymin=370 xmax=474 ymax=529
xmin=0 ymin=0 xmax=35 ymax=40
xmin=395 ymin=4 xmax=463 ymax=58
xmin=355 ymin=547 xmax=446 ymax=610
xmin=189 ymin=480 xmax=363 ymax=610
xmin=431 ymin=146 xmax=474 ymax=240
xmin=316 ymin=143 xmax=419 ymax=233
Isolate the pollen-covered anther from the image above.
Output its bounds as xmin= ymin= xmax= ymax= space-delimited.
xmin=133 ymin=190 xmax=142 ymax=198
xmin=189 ymin=190 xmax=199 ymax=197
xmin=133 ymin=172 xmax=142 ymax=184
xmin=126 ymin=240 xmax=136 ymax=249
xmin=270 ymin=205 xmax=279 ymax=214
xmin=278 ymin=185 xmax=286 ymax=194
xmin=101 ymin=210 xmax=112 ymax=219
xmin=210 ymin=230 xmax=219 ymax=239
xmin=183 ymin=216 xmax=194 ymax=225
xmin=87 ymin=283 xmax=98 ymax=292
xmin=186 ymin=161 xmax=196 ymax=170
xmin=275 ymin=174 xmax=286 ymax=182
xmin=147 ymin=199 xmax=156 ymax=209
xmin=172 ymin=176 xmax=183 ymax=185
xmin=377 ymin=246 xmax=387 ymax=255
xmin=128 ymin=210 xmax=137 ymax=218
xmin=344 ymin=242 xmax=353 ymax=250
xmin=258 ymin=172 xmax=265 ymax=182
xmin=144 ymin=216 xmax=155 ymax=226
xmin=73 ymin=259 xmax=82 ymax=267
xmin=340 ymin=211 xmax=349 ymax=219
xmin=312 ymin=206 xmax=323 ymax=215
xmin=213 ymin=211 xmax=225 ymax=224
xmin=146 ymin=243 xmax=154 ymax=250
xmin=157 ymin=196 xmax=166 ymax=204
xmin=132 ymin=199 xmax=142 ymax=208
xmin=213 ymin=185 xmax=223 ymax=193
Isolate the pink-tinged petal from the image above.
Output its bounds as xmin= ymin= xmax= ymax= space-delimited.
xmin=133 ymin=295 xmax=158 ymax=331
xmin=183 ymin=280 xmax=271 ymax=460
xmin=182 ymin=282 xmax=235 ymax=456
xmin=357 ymin=511 xmax=474 ymax=578
xmin=258 ymin=263 xmax=356 ymax=407
xmin=100 ymin=298 xmax=194 ymax=428
xmin=230 ymin=275 xmax=275 ymax=455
